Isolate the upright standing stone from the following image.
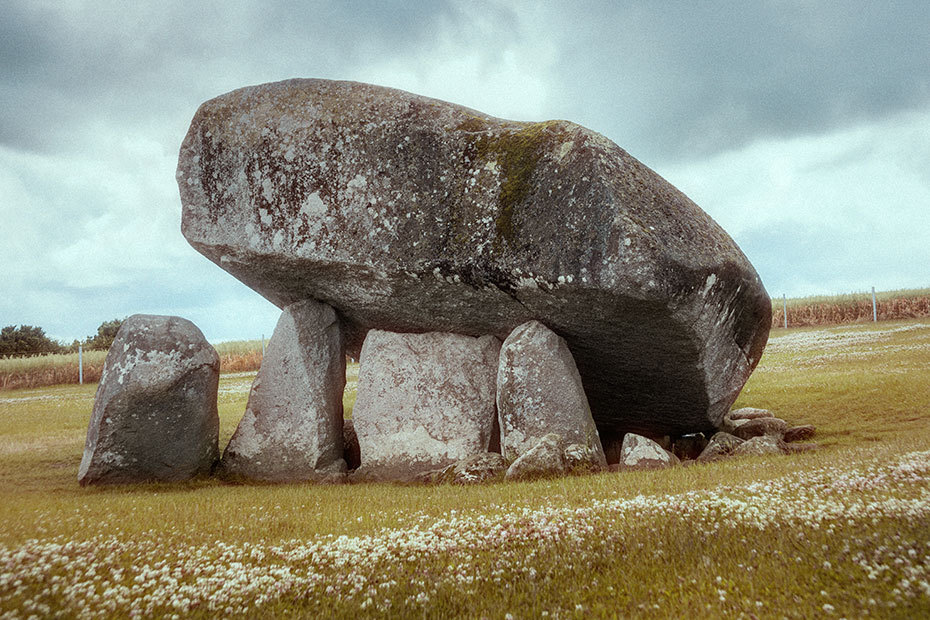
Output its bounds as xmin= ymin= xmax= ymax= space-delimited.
xmin=79 ymin=315 xmax=219 ymax=486
xmin=497 ymin=320 xmax=606 ymax=468
xmin=221 ymin=299 xmax=346 ymax=481
xmin=353 ymin=330 xmax=500 ymax=480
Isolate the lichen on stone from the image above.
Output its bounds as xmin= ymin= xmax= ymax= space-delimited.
xmin=457 ymin=119 xmax=572 ymax=246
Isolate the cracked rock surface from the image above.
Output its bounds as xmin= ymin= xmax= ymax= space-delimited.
xmin=178 ymin=78 xmax=771 ymax=439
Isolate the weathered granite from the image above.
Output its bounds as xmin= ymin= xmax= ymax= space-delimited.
xmin=696 ymin=431 xmax=745 ymax=462
xmin=564 ymin=443 xmax=605 ymax=473
xmin=435 ymin=452 xmax=508 ymax=484
xmin=618 ymin=433 xmax=680 ymax=469
xmin=731 ymin=417 xmax=787 ymax=440
xmin=177 ymin=78 xmax=771 ymax=439
xmin=353 ymin=330 xmax=500 ymax=480
xmin=497 ymin=320 xmax=606 ymax=468
xmin=784 ymin=424 xmax=816 ymax=442
xmin=732 ymin=435 xmax=787 ymax=457
xmin=728 ymin=407 xmax=774 ymax=421
xmin=220 ymin=299 xmax=346 ymax=481
xmin=79 ymin=315 xmax=219 ymax=485
xmin=505 ymin=433 xmax=567 ymax=480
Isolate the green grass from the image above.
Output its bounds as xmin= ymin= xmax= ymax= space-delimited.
xmin=1 ymin=320 xmax=929 ymax=618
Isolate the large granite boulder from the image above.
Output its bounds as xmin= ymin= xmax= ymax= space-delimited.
xmin=79 ymin=315 xmax=219 ymax=485
xmin=353 ymin=330 xmax=500 ymax=480
xmin=497 ymin=320 xmax=606 ymax=468
xmin=220 ymin=299 xmax=346 ymax=481
xmin=178 ymin=78 xmax=771 ymax=439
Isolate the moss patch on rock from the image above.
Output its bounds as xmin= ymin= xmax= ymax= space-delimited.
xmin=458 ymin=119 xmax=571 ymax=246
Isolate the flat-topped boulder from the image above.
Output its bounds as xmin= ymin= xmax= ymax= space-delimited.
xmin=178 ymin=78 xmax=771 ymax=438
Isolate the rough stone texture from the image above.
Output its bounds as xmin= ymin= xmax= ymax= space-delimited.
xmin=618 ymin=433 xmax=680 ymax=469
xmin=728 ymin=407 xmax=774 ymax=421
xmin=177 ymin=78 xmax=771 ymax=440
xmin=564 ymin=443 xmax=605 ymax=473
xmin=221 ymin=300 xmax=346 ymax=481
xmin=497 ymin=320 xmax=606 ymax=468
xmin=720 ymin=407 xmax=774 ymax=434
xmin=343 ymin=418 xmax=361 ymax=471
xmin=696 ymin=432 xmax=745 ymax=462
xmin=437 ymin=453 xmax=508 ymax=484
xmin=79 ymin=315 xmax=219 ymax=486
xmin=732 ymin=435 xmax=787 ymax=457
xmin=784 ymin=424 xmax=817 ymax=442
xmin=672 ymin=433 xmax=709 ymax=461
xmin=731 ymin=417 xmax=787 ymax=440
xmin=505 ymin=433 xmax=567 ymax=480
xmin=353 ymin=330 xmax=500 ymax=480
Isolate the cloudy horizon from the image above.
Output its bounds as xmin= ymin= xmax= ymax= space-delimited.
xmin=3 ymin=1 xmax=929 ymax=343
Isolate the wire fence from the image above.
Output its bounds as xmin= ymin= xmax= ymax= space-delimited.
xmin=771 ymin=287 xmax=930 ymax=329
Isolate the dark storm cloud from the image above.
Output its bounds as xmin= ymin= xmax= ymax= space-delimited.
xmin=544 ymin=1 xmax=930 ymax=163
xmin=0 ymin=0 xmax=495 ymax=152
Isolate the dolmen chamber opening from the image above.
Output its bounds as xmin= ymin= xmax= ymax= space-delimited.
xmin=80 ymin=78 xmax=778 ymax=485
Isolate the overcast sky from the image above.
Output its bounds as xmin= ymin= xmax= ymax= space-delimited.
xmin=2 ymin=0 xmax=929 ymax=343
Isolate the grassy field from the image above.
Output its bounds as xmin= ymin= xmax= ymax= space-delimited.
xmin=1 ymin=320 xmax=929 ymax=618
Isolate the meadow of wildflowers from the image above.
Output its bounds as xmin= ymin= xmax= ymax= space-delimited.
xmin=1 ymin=320 xmax=928 ymax=618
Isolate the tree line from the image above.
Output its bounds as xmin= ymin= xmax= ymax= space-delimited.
xmin=0 ymin=319 xmax=124 ymax=358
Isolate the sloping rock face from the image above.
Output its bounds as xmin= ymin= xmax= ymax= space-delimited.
xmin=178 ymin=78 xmax=771 ymax=438
xmin=497 ymin=320 xmax=606 ymax=467
xmin=353 ymin=330 xmax=500 ymax=480
xmin=618 ymin=433 xmax=679 ymax=469
xmin=79 ymin=315 xmax=219 ymax=485
xmin=221 ymin=299 xmax=346 ymax=481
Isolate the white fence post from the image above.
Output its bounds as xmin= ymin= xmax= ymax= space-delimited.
xmin=872 ymin=286 xmax=877 ymax=322
xmin=783 ymin=294 xmax=788 ymax=329
xmin=78 ymin=345 xmax=83 ymax=385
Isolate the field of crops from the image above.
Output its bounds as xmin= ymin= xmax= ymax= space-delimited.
xmin=1 ymin=319 xmax=928 ymax=618
xmin=0 ymin=340 xmax=265 ymax=392
xmin=771 ymin=288 xmax=930 ymax=328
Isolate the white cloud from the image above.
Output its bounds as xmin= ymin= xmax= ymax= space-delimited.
xmin=659 ymin=109 xmax=930 ymax=296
